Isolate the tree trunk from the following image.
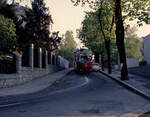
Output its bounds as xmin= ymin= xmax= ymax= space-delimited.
xmin=100 ymin=52 xmax=104 ymax=71
xmin=98 ymin=8 xmax=112 ymax=74
xmin=94 ymin=53 xmax=99 ymax=63
xmin=105 ymin=40 xmax=112 ymax=74
xmin=114 ymin=0 xmax=129 ymax=80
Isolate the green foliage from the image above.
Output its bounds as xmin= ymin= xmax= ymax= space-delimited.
xmin=122 ymin=0 xmax=150 ymax=25
xmin=57 ymin=31 xmax=76 ymax=60
xmin=0 ymin=15 xmax=17 ymax=49
xmin=80 ymin=11 xmax=104 ymax=54
xmin=125 ymin=26 xmax=143 ymax=61
xmin=79 ymin=9 xmax=117 ymax=56
xmin=57 ymin=48 xmax=75 ymax=60
xmin=49 ymin=31 xmax=62 ymax=51
xmin=71 ymin=0 xmax=149 ymax=61
xmin=71 ymin=0 xmax=150 ymax=25
xmin=64 ymin=31 xmax=76 ymax=49
xmin=0 ymin=1 xmax=26 ymax=50
xmin=24 ymin=0 xmax=52 ymax=48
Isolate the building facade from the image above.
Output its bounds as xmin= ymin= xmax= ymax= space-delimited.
xmin=143 ymin=34 xmax=150 ymax=64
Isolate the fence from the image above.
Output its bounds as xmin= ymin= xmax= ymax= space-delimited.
xmin=22 ymin=46 xmax=29 ymax=67
xmin=0 ymin=43 xmax=70 ymax=88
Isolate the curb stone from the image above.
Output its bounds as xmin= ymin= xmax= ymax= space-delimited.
xmin=0 ymin=69 xmax=74 ymax=108
xmin=99 ymin=70 xmax=150 ymax=100
xmin=0 ymin=69 xmax=73 ymax=98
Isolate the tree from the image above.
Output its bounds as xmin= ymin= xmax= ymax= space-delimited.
xmin=6 ymin=0 xmax=24 ymax=4
xmin=57 ymin=31 xmax=76 ymax=60
xmin=125 ymin=26 xmax=143 ymax=61
xmin=0 ymin=1 xmax=26 ymax=50
xmin=74 ymin=0 xmax=116 ymax=74
xmin=79 ymin=10 xmax=117 ymax=72
xmin=114 ymin=0 xmax=128 ymax=80
xmin=0 ymin=15 xmax=17 ymax=50
xmin=71 ymin=0 xmax=128 ymax=80
xmin=97 ymin=1 xmax=115 ymax=74
xmin=0 ymin=1 xmax=16 ymax=19
xmin=49 ymin=31 xmax=62 ymax=51
xmin=64 ymin=31 xmax=76 ymax=49
xmin=71 ymin=0 xmax=150 ymax=80
xmin=24 ymin=0 xmax=52 ymax=49
xmin=122 ymin=0 xmax=150 ymax=26
xmin=78 ymin=11 xmax=105 ymax=70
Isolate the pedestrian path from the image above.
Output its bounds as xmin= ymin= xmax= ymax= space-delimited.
xmin=100 ymin=69 xmax=150 ymax=100
xmin=0 ymin=68 xmax=73 ymax=98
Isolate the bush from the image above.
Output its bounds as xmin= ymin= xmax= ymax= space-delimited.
xmin=139 ymin=60 xmax=147 ymax=66
xmin=0 ymin=14 xmax=17 ymax=50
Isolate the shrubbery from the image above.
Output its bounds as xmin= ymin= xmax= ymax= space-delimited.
xmin=0 ymin=14 xmax=17 ymax=50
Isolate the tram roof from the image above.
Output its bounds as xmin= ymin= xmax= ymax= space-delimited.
xmin=75 ymin=49 xmax=92 ymax=56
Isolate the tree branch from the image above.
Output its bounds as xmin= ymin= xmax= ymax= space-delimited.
xmin=109 ymin=16 xmax=115 ymax=33
xmin=98 ymin=7 xmax=106 ymax=41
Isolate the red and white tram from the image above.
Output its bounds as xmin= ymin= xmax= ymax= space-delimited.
xmin=74 ymin=49 xmax=93 ymax=74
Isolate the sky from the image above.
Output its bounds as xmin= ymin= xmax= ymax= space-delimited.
xmin=46 ymin=0 xmax=86 ymax=34
xmin=45 ymin=0 xmax=89 ymax=47
xmin=46 ymin=0 xmax=150 ymax=38
xmin=19 ymin=0 xmax=150 ymax=42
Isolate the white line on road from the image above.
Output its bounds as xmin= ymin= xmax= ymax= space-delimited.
xmin=0 ymin=102 xmax=25 ymax=108
xmin=0 ymin=75 xmax=90 ymax=108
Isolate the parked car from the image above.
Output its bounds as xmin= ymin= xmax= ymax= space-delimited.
xmin=92 ymin=63 xmax=101 ymax=71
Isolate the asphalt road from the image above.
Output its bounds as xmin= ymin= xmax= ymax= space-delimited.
xmin=0 ymin=71 xmax=149 ymax=117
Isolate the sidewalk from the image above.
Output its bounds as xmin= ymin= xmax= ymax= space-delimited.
xmin=0 ymin=68 xmax=73 ymax=98
xmin=100 ymin=69 xmax=150 ymax=100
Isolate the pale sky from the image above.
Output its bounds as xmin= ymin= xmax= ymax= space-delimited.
xmin=45 ymin=0 xmax=91 ymax=47
xmin=46 ymin=0 xmax=85 ymax=34
xmin=46 ymin=0 xmax=150 ymax=38
xmin=20 ymin=0 xmax=150 ymax=39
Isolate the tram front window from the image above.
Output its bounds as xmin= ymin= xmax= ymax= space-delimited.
xmin=79 ymin=56 xmax=90 ymax=62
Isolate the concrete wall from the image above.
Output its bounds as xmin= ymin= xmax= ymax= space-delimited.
xmin=58 ymin=56 xmax=69 ymax=69
xmin=144 ymin=35 xmax=150 ymax=64
xmin=0 ymin=65 xmax=61 ymax=88
xmin=127 ymin=58 xmax=139 ymax=68
xmin=0 ymin=55 xmax=69 ymax=89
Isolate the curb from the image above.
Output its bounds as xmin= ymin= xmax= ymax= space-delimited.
xmin=32 ymin=68 xmax=74 ymax=95
xmin=0 ymin=69 xmax=74 ymax=108
xmin=0 ymin=68 xmax=73 ymax=98
xmin=99 ymin=70 xmax=150 ymax=100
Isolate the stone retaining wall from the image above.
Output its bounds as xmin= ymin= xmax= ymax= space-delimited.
xmin=58 ymin=56 xmax=69 ymax=69
xmin=0 ymin=43 xmax=69 ymax=89
xmin=0 ymin=65 xmax=62 ymax=88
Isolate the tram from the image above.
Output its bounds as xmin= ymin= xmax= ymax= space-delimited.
xmin=74 ymin=48 xmax=93 ymax=74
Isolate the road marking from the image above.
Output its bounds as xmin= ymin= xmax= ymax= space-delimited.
xmin=82 ymin=76 xmax=89 ymax=86
xmin=48 ymin=75 xmax=90 ymax=94
xmin=0 ymin=102 xmax=24 ymax=108
xmin=0 ymin=75 xmax=90 ymax=108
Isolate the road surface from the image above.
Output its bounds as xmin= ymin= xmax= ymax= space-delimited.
xmin=0 ymin=71 xmax=149 ymax=117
